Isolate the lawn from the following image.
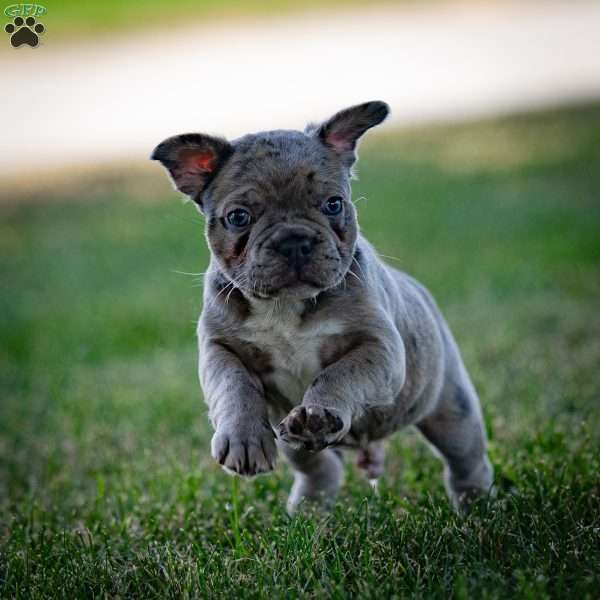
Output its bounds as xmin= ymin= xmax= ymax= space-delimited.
xmin=1 ymin=104 xmax=599 ymax=598
xmin=41 ymin=0 xmax=416 ymax=40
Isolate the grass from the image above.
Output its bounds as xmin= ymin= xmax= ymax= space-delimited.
xmin=41 ymin=0 xmax=420 ymax=41
xmin=1 ymin=104 xmax=600 ymax=598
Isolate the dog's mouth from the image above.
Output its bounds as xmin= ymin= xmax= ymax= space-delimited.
xmin=293 ymin=270 xmax=324 ymax=288
xmin=247 ymin=270 xmax=327 ymax=299
xmin=242 ymin=242 xmax=348 ymax=299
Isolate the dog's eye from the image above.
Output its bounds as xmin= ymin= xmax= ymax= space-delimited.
xmin=322 ymin=196 xmax=343 ymax=216
xmin=226 ymin=208 xmax=252 ymax=228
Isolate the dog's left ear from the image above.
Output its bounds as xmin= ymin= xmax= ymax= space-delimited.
xmin=151 ymin=133 xmax=233 ymax=210
xmin=311 ymin=100 xmax=390 ymax=167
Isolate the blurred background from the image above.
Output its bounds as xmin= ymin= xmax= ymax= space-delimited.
xmin=2 ymin=0 xmax=600 ymax=187
xmin=1 ymin=1 xmax=600 ymax=596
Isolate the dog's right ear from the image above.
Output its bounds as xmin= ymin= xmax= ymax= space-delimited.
xmin=151 ymin=134 xmax=233 ymax=209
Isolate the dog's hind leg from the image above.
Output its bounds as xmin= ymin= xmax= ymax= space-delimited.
xmin=281 ymin=445 xmax=344 ymax=515
xmin=416 ymin=379 xmax=493 ymax=512
xmin=356 ymin=440 xmax=385 ymax=483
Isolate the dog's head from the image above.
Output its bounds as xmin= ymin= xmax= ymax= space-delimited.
xmin=152 ymin=101 xmax=389 ymax=300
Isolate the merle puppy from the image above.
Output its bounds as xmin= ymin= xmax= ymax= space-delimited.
xmin=152 ymin=101 xmax=493 ymax=513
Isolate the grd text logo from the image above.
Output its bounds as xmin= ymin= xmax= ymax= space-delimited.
xmin=4 ymin=3 xmax=46 ymax=47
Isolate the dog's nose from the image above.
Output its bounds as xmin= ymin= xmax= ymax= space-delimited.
xmin=274 ymin=234 xmax=314 ymax=267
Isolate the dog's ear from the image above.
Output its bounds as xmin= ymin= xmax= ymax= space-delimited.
xmin=311 ymin=101 xmax=389 ymax=167
xmin=151 ymin=133 xmax=233 ymax=209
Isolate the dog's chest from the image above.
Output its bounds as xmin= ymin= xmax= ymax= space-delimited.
xmin=243 ymin=302 xmax=342 ymax=404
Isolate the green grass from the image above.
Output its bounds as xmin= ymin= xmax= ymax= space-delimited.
xmin=1 ymin=104 xmax=600 ymax=598
xmin=41 ymin=0 xmax=412 ymax=40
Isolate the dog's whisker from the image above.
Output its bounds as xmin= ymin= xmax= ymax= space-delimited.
xmin=225 ymin=285 xmax=237 ymax=305
xmin=163 ymin=214 xmax=205 ymax=227
xmin=226 ymin=275 xmax=248 ymax=302
xmin=218 ymin=277 xmax=246 ymax=307
xmin=172 ymin=269 xmax=208 ymax=277
xmin=207 ymin=279 xmax=237 ymax=309
xmin=368 ymin=240 xmax=402 ymax=263
xmin=376 ymin=252 xmax=402 ymax=262
xmin=266 ymin=299 xmax=276 ymax=323
xmin=352 ymin=255 xmax=367 ymax=280
xmin=378 ymin=253 xmax=401 ymax=262
xmin=347 ymin=269 xmax=363 ymax=284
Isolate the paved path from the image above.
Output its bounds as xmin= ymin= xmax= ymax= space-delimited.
xmin=1 ymin=0 xmax=600 ymax=178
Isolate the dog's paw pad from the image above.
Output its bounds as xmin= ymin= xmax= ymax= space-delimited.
xmin=278 ymin=405 xmax=347 ymax=451
xmin=306 ymin=406 xmax=343 ymax=434
xmin=4 ymin=16 xmax=44 ymax=48
xmin=287 ymin=407 xmax=307 ymax=435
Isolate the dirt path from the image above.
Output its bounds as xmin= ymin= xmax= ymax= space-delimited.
xmin=1 ymin=0 xmax=599 ymax=178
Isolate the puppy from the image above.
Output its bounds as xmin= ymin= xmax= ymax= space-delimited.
xmin=152 ymin=101 xmax=493 ymax=513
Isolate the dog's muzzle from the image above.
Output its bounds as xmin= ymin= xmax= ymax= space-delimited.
xmin=268 ymin=226 xmax=317 ymax=270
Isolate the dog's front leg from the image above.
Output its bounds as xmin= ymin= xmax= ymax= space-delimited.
xmin=200 ymin=339 xmax=277 ymax=476
xmin=278 ymin=331 xmax=405 ymax=451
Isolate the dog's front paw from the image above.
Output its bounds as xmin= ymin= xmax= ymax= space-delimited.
xmin=278 ymin=405 xmax=349 ymax=451
xmin=211 ymin=425 xmax=277 ymax=477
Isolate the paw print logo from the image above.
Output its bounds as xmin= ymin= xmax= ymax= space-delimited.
xmin=4 ymin=16 xmax=44 ymax=47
